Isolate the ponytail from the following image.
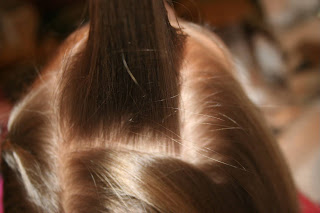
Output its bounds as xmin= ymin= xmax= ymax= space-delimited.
xmin=60 ymin=0 xmax=185 ymax=139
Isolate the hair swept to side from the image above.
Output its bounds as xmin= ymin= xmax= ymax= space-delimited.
xmin=1 ymin=0 xmax=299 ymax=212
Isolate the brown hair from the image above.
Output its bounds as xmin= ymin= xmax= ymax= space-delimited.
xmin=2 ymin=0 xmax=299 ymax=212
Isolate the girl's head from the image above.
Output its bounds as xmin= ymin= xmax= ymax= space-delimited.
xmin=1 ymin=0 xmax=298 ymax=212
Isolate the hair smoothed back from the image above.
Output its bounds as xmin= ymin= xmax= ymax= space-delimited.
xmin=60 ymin=0 xmax=184 ymax=142
xmin=1 ymin=0 xmax=299 ymax=212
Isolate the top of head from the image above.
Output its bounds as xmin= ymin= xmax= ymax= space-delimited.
xmin=1 ymin=0 xmax=298 ymax=212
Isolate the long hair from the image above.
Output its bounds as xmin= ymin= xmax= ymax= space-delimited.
xmin=1 ymin=0 xmax=299 ymax=212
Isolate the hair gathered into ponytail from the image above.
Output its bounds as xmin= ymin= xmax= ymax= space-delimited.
xmin=1 ymin=0 xmax=299 ymax=212
xmin=60 ymin=0 xmax=185 ymax=143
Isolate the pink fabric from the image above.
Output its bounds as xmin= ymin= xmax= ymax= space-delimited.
xmin=0 ymin=90 xmax=10 ymax=213
xmin=299 ymin=193 xmax=320 ymax=213
xmin=0 ymin=177 xmax=2 ymax=213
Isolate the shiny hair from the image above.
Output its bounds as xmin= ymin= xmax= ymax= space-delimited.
xmin=1 ymin=0 xmax=298 ymax=212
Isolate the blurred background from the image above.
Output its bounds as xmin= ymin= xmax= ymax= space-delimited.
xmin=0 ymin=0 xmax=319 ymax=209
